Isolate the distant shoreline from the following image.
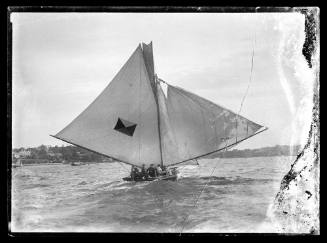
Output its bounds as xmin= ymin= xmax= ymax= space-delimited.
xmin=12 ymin=155 xmax=296 ymax=167
xmin=12 ymin=144 xmax=301 ymax=165
xmin=208 ymin=145 xmax=301 ymax=159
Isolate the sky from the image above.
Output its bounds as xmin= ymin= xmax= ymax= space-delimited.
xmin=11 ymin=12 xmax=316 ymax=149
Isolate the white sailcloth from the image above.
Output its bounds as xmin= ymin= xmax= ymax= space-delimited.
xmin=156 ymin=81 xmax=181 ymax=164
xmin=53 ymin=42 xmax=266 ymax=168
xmin=54 ymin=45 xmax=161 ymax=166
xmin=162 ymin=84 xmax=263 ymax=165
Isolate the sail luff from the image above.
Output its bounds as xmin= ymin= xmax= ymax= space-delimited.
xmin=155 ymin=77 xmax=164 ymax=168
xmin=168 ymin=126 xmax=268 ymax=166
xmin=141 ymin=42 xmax=164 ymax=167
xmin=156 ymin=81 xmax=182 ymax=166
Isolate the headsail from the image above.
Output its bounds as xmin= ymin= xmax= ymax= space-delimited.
xmin=156 ymin=81 xmax=181 ymax=164
xmin=158 ymin=82 xmax=264 ymax=166
xmin=52 ymin=45 xmax=161 ymax=167
xmin=141 ymin=42 xmax=156 ymax=91
xmin=141 ymin=42 xmax=164 ymax=167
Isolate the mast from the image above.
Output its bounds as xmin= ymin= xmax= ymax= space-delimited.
xmin=155 ymin=75 xmax=164 ymax=168
xmin=141 ymin=42 xmax=164 ymax=168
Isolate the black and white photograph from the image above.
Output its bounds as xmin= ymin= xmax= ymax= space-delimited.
xmin=9 ymin=7 xmax=319 ymax=234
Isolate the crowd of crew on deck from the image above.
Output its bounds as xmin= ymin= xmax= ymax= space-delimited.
xmin=130 ymin=164 xmax=176 ymax=180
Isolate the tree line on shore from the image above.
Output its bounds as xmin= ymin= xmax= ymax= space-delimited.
xmin=210 ymin=144 xmax=301 ymax=158
xmin=12 ymin=145 xmax=108 ymax=163
xmin=12 ymin=144 xmax=302 ymax=163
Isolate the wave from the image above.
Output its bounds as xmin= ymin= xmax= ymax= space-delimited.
xmin=180 ymin=176 xmax=273 ymax=186
xmin=22 ymin=183 xmax=51 ymax=189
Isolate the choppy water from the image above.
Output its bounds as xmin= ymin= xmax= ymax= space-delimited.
xmin=11 ymin=156 xmax=294 ymax=232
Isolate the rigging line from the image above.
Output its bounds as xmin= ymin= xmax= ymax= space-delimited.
xmin=178 ymin=141 xmax=229 ymax=234
xmin=176 ymin=159 xmax=199 ymax=172
xmin=138 ymin=46 xmax=142 ymax=165
xmin=156 ymin=76 xmax=164 ymax=168
xmin=235 ymin=29 xmax=256 ymax=141
xmin=238 ymin=32 xmax=256 ymax=116
xmin=170 ymin=83 xmax=252 ymax=125
xmin=150 ymin=43 xmax=164 ymax=167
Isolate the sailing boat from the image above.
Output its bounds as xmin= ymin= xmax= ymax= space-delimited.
xmin=51 ymin=42 xmax=267 ymax=182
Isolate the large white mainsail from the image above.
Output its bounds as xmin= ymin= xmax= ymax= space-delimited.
xmin=52 ymin=45 xmax=161 ymax=167
xmin=52 ymin=42 xmax=266 ymax=168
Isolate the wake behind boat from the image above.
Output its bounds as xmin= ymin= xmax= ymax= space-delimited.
xmin=51 ymin=42 xmax=267 ymax=182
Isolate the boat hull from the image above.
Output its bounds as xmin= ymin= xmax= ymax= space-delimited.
xmin=123 ymin=174 xmax=177 ymax=182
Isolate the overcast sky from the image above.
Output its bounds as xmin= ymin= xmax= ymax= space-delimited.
xmin=11 ymin=12 xmax=315 ymax=149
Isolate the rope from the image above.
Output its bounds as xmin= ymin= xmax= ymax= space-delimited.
xmin=237 ymin=32 xmax=256 ymax=116
xmin=236 ymin=30 xmax=256 ymax=141
xmin=178 ymin=143 xmax=228 ymax=234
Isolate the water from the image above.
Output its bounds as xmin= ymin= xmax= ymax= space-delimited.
xmin=11 ymin=156 xmax=294 ymax=232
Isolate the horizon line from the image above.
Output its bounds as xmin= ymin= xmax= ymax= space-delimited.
xmin=12 ymin=143 xmax=302 ymax=150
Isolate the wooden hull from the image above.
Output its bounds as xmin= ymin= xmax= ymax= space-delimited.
xmin=123 ymin=174 xmax=177 ymax=182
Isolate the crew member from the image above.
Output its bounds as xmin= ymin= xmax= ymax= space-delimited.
xmin=141 ymin=164 xmax=147 ymax=179
xmin=130 ymin=165 xmax=140 ymax=180
xmin=147 ymin=164 xmax=157 ymax=178
xmin=156 ymin=164 xmax=163 ymax=176
xmin=161 ymin=165 xmax=167 ymax=176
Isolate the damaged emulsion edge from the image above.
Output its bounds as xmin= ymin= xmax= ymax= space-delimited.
xmin=271 ymin=7 xmax=320 ymax=234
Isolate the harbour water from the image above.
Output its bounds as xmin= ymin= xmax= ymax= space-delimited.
xmin=11 ymin=156 xmax=294 ymax=232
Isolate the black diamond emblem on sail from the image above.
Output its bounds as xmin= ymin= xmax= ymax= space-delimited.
xmin=114 ymin=118 xmax=137 ymax=136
